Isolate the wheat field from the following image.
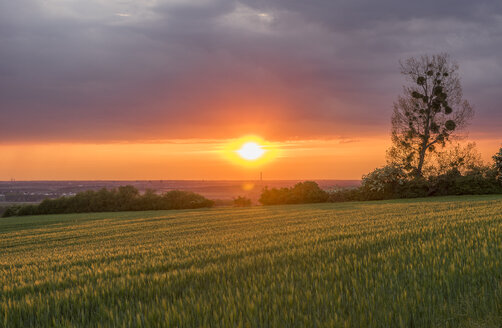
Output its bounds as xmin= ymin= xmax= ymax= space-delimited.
xmin=1 ymin=195 xmax=501 ymax=327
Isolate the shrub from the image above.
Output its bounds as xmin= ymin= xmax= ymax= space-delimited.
xmin=289 ymin=181 xmax=329 ymax=203
xmin=259 ymin=181 xmax=328 ymax=205
xmin=494 ymin=148 xmax=502 ymax=184
xmin=233 ymin=196 xmax=252 ymax=207
xmin=259 ymin=187 xmax=291 ymax=205
xmin=361 ymin=165 xmax=407 ymax=199
xmin=334 ymin=160 xmax=502 ymax=202
xmin=327 ymin=188 xmax=365 ymax=202
xmin=396 ymin=177 xmax=429 ymax=198
xmin=2 ymin=186 xmax=214 ymax=217
xmin=2 ymin=205 xmax=22 ymax=217
xmin=427 ymin=167 xmax=501 ymax=196
xmin=162 ymin=190 xmax=214 ymax=209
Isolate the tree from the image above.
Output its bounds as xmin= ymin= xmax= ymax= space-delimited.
xmin=289 ymin=181 xmax=329 ymax=203
xmin=423 ymin=142 xmax=483 ymax=177
xmin=388 ymin=54 xmax=474 ymax=177
xmin=494 ymin=147 xmax=502 ymax=184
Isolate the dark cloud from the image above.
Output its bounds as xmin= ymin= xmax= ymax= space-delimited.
xmin=1 ymin=0 xmax=501 ymax=142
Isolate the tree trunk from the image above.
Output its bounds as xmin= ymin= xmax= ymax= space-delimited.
xmin=417 ymin=108 xmax=431 ymax=177
xmin=416 ymin=147 xmax=427 ymax=177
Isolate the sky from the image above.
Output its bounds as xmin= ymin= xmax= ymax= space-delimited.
xmin=1 ymin=0 xmax=501 ymax=180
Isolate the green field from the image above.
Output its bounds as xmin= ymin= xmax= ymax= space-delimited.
xmin=1 ymin=196 xmax=501 ymax=327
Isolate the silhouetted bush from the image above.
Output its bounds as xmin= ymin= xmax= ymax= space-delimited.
xmin=327 ymin=188 xmax=365 ymax=202
xmin=259 ymin=181 xmax=329 ymax=205
xmin=360 ymin=165 xmax=407 ymax=200
xmin=327 ymin=157 xmax=502 ymax=204
xmin=494 ymin=148 xmax=502 ymax=184
xmin=233 ymin=196 xmax=252 ymax=207
xmin=162 ymin=190 xmax=214 ymax=209
xmin=429 ymin=167 xmax=501 ymax=196
xmin=394 ymin=177 xmax=429 ymax=198
xmin=2 ymin=186 xmax=214 ymax=217
xmin=2 ymin=205 xmax=23 ymax=217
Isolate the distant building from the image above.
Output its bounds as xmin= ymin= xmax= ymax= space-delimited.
xmin=0 ymin=194 xmax=5 ymax=201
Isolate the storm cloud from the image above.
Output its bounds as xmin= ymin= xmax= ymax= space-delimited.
xmin=1 ymin=0 xmax=501 ymax=142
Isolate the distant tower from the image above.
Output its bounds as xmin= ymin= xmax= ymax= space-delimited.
xmin=260 ymin=172 xmax=263 ymax=181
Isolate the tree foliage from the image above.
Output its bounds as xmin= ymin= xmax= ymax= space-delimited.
xmin=389 ymin=54 xmax=474 ymax=177
xmin=361 ymin=165 xmax=406 ymax=196
xmin=494 ymin=147 xmax=502 ymax=184
xmin=2 ymin=186 xmax=214 ymax=217
xmin=259 ymin=181 xmax=328 ymax=205
xmin=423 ymin=142 xmax=484 ymax=177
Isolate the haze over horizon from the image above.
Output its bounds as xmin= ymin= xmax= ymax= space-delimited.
xmin=1 ymin=0 xmax=501 ymax=180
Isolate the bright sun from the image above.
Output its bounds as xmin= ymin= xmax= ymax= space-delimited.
xmin=237 ymin=142 xmax=266 ymax=161
xmin=223 ymin=135 xmax=277 ymax=167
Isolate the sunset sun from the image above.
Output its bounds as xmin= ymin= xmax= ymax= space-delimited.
xmin=237 ymin=142 xmax=266 ymax=160
xmin=222 ymin=135 xmax=278 ymax=167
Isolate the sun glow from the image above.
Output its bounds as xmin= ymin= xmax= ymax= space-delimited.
xmin=223 ymin=135 xmax=277 ymax=168
xmin=237 ymin=142 xmax=265 ymax=160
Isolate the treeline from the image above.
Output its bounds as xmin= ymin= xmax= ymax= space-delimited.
xmin=2 ymin=186 xmax=214 ymax=217
xmin=330 ymin=164 xmax=502 ymax=202
xmin=258 ymin=171 xmax=502 ymax=206
xmin=258 ymin=149 xmax=502 ymax=205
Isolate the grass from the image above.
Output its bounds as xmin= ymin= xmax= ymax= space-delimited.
xmin=1 ymin=195 xmax=501 ymax=327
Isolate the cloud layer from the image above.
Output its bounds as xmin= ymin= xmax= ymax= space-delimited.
xmin=1 ymin=0 xmax=501 ymax=142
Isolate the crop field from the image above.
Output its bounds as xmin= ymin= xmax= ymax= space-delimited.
xmin=1 ymin=196 xmax=501 ymax=327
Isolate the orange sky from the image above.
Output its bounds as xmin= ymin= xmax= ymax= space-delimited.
xmin=2 ymin=1 xmax=502 ymax=181
xmin=1 ymin=136 xmax=499 ymax=180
